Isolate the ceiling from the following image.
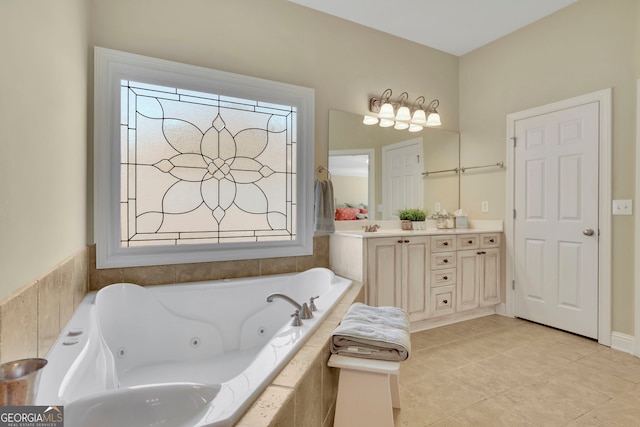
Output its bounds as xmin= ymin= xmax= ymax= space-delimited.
xmin=289 ymin=0 xmax=577 ymax=56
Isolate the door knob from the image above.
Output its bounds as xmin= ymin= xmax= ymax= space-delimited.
xmin=583 ymin=228 xmax=595 ymax=236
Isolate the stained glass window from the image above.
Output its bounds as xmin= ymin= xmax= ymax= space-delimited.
xmin=121 ymin=81 xmax=297 ymax=247
xmin=94 ymin=48 xmax=314 ymax=268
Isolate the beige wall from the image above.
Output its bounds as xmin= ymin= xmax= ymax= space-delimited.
xmin=637 ymin=4 xmax=640 ymax=77
xmin=0 ymin=0 xmax=88 ymax=301
xmin=88 ymin=0 xmax=460 ymax=231
xmin=0 ymin=0 xmax=459 ymax=304
xmin=3 ymin=0 xmax=637 ymax=338
xmin=459 ymin=0 xmax=639 ymax=334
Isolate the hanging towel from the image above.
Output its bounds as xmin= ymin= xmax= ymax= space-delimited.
xmin=331 ymin=303 xmax=411 ymax=362
xmin=314 ymin=179 xmax=335 ymax=234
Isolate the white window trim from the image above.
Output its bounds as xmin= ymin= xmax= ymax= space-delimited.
xmin=94 ymin=47 xmax=315 ymax=269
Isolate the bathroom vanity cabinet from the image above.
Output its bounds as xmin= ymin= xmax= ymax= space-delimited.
xmin=330 ymin=225 xmax=502 ymax=330
xmin=455 ymin=234 xmax=501 ymax=312
xmin=366 ymin=236 xmax=430 ymax=322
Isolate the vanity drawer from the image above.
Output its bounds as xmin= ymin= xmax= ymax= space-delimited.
xmin=457 ymin=234 xmax=479 ymax=250
xmin=430 ymin=285 xmax=456 ymax=317
xmin=430 ymin=268 xmax=456 ymax=288
xmin=480 ymin=233 xmax=501 ymax=248
xmin=431 ymin=235 xmax=456 ymax=252
xmin=430 ymin=251 xmax=456 ymax=269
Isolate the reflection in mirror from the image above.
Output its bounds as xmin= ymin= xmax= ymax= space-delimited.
xmin=329 ymin=110 xmax=460 ymax=221
xmin=329 ymin=149 xmax=375 ymax=221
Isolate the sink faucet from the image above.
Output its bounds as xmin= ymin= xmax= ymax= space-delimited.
xmin=364 ymin=224 xmax=380 ymax=232
xmin=266 ymin=293 xmax=313 ymax=319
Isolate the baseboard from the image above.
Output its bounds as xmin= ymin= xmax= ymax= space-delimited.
xmin=410 ymin=307 xmax=497 ymax=333
xmin=610 ymin=331 xmax=635 ymax=355
xmin=494 ymin=303 xmax=507 ymax=316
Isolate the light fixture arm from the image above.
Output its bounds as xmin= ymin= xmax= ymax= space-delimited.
xmin=397 ymin=91 xmax=409 ymax=106
xmin=426 ymin=99 xmax=440 ymax=112
xmin=412 ymin=96 xmax=426 ymax=110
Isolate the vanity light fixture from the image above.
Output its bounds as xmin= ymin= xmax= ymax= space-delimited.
xmin=411 ymin=96 xmax=427 ymax=125
xmin=425 ymin=99 xmax=441 ymax=127
xmin=394 ymin=92 xmax=412 ymax=121
xmin=363 ymin=88 xmax=441 ymax=131
xmin=363 ymin=115 xmax=379 ymax=125
xmin=377 ymin=88 xmax=395 ymax=119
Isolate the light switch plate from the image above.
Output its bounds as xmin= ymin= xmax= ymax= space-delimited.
xmin=612 ymin=199 xmax=632 ymax=215
xmin=481 ymin=201 xmax=489 ymax=213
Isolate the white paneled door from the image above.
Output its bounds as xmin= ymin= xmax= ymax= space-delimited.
xmin=513 ymin=101 xmax=599 ymax=339
xmin=382 ymin=138 xmax=424 ymax=219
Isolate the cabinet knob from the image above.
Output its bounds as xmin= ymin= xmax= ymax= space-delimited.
xmin=443 ymin=259 xmax=449 ymax=263
xmin=443 ymin=299 xmax=448 ymax=304
xmin=443 ymin=242 xmax=448 ymax=246
xmin=467 ymin=240 xmax=473 ymax=244
xmin=404 ymin=240 xmax=410 ymax=243
xmin=489 ymin=239 xmax=495 ymax=243
xmin=443 ymin=276 xmax=448 ymax=280
xmin=397 ymin=240 xmax=403 ymax=243
xmin=477 ymin=251 xmax=483 ymax=255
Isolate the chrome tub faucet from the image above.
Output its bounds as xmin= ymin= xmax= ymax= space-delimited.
xmin=266 ymin=293 xmax=313 ymax=319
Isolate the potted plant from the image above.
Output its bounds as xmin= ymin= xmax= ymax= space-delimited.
xmin=398 ymin=208 xmax=427 ymax=230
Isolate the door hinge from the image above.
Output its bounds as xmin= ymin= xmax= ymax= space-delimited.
xmin=513 ymin=209 xmax=516 ymax=219
xmin=512 ymin=280 xmax=515 ymax=290
xmin=510 ymin=136 xmax=517 ymax=147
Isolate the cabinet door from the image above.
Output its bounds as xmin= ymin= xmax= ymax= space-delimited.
xmin=456 ymin=250 xmax=481 ymax=311
xmin=480 ymin=248 xmax=500 ymax=306
xmin=366 ymin=238 xmax=402 ymax=307
xmin=403 ymin=236 xmax=430 ymax=321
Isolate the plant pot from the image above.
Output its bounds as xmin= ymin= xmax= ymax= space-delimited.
xmin=401 ymin=220 xmax=412 ymax=230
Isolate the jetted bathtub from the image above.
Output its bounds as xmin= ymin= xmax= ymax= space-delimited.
xmin=35 ymin=268 xmax=352 ymax=427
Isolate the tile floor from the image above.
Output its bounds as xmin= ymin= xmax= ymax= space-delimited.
xmin=395 ymin=315 xmax=640 ymax=426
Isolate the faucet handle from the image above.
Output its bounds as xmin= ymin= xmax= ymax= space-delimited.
xmin=290 ymin=310 xmax=303 ymax=326
xmin=309 ymin=296 xmax=319 ymax=312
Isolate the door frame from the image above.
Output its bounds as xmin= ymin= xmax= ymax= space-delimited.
xmin=635 ymin=79 xmax=640 ymax=356
xmin=505 ymin=88 xmax=612 ymax=346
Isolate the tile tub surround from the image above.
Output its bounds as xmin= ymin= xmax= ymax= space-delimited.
xmin=0 ymin=235 xmax=329 ymax=365
xmin=237 ymin=281 xmax=364 ymax=427
xmin=88 ymin=235 xmax=330 ymax=290
xmin=0 ymin=247 xmax=88 ymax=364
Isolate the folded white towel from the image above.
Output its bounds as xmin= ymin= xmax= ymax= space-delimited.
xmin=331 ymin=303 xmax=411 ymax=362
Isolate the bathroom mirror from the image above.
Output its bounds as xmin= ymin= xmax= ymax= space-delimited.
xmin=328 ymin=109 xmax=460 ymax=220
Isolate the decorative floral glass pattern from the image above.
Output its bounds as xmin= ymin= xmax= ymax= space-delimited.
xmin=120 ymin=80 xmax=297 ymax=247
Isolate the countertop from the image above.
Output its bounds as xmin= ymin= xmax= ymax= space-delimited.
xmin=332 ymin=219 xmax=503 ymax=239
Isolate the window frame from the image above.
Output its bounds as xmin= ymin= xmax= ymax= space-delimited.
xmin=94 ymin=47 xmax=315 ymax=269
